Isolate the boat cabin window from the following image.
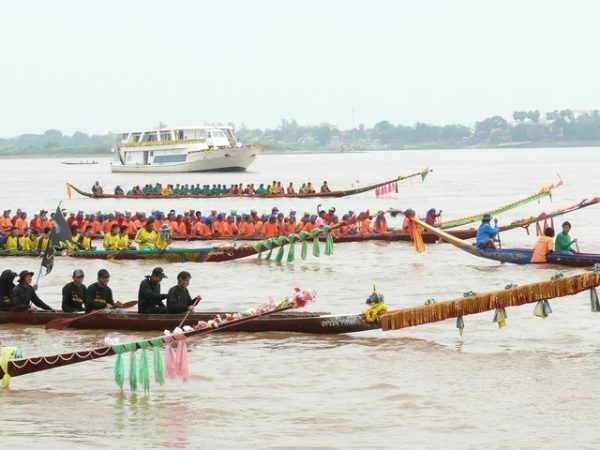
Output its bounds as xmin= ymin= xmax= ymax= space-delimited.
xmin=131 ymin=133 xmax=141 ymax=143
xmin=142 ymin=132 xmax=158 ymax=142
xmin=208 ymin=130 xmax=226 ymax=139
xmin=160 ymin=131 xmax=172 ymax=141
xmin=176 ymin=130 xmax=184 ymax=140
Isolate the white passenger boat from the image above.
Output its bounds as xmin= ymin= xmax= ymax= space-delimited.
xmin=110 ymin=126 xmax=259 ymax=173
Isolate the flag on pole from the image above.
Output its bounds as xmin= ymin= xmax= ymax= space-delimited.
xmin=375 ymin=181 xmax=398 ymax=197
xmin=40 ymin=207 xmax=72 ymax=276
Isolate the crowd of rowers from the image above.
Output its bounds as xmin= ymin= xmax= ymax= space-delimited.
xmin=475 ymin=214 xmax=579 ymax=262
xmin=92 ymin=180 xmax=334 ymax=196
xmin=0 ymin=207 xmax=444 ymax=252
xmin=0 ymin=267 xmax=200 ymax=314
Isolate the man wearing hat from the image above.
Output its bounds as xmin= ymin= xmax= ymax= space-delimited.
xmin=167 ymin=271 xmax=201 ymax=314
xmin=0 ymin=269 xmax=18 ymax=311
xmin=476 ymin=213 xmax=500 ymax=249
xmin=156 ymin=223 xmax=172 ymax=250
xmin=11 ymin=270 xmax=54 ymax=311
xmin=85 ymin=269 xmax=121 ymax=312
xmin=138 ymin=267 xmax=169 ymax=314
xmin=62 ymin=269 xmax=86 ymax=313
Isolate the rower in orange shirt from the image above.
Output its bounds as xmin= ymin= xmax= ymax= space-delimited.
xmin=0 ymin=210 xmax=13 ymax=233
xmin=239 ymin=215 xmax=256 ymax=235
xmin=283 ymin=216 xmax=297 ymax=235
xmin=15 ymin=212 xmax=28 ymax=235
xmin=372 ymin=211 xmax=388 ymax=233
xmin=530 ymin=227 xmax=555 ymax=263
xmin=221 ymin=216 xmax=239 ymax=236
xmin=262 ymin=215 xmax=280 ymax=238
xmin=191 ymin=218 xmax=211 ymax=236
xmin=302 ymin=215 xmax=319 ymax=233
xmin=254 ymin=215 xmax=266 ymax=235
xmin=212 ymin=214 xmax=226 ymax=234
xmin=360 ymin=212 xmax=371 ymax=234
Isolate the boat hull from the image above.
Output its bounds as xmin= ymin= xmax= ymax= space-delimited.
xmin=110 ymin=145 xmax=259 ymax=173
xmin=0 ymin=310 xmax=380 ymax=334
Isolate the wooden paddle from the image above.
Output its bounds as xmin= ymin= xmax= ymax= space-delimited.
xmin=176 ymin=296 xmax=202 ymax=329
xmin=45 ymin=300 xmax=138 ymax=330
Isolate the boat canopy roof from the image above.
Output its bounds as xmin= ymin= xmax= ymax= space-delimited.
xmin=112 ymin=125 xmax=235 ymax=135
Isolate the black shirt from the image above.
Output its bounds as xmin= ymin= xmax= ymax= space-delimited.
xmin=138 ymin=277 xmax=167 ymax=313
xmin=85 ymin=282 xmax=114 ymax=312
xmin=166 ymin=285 xmax=194 ymax=314
xmin=62 ymin=281 xmax=86 ymax=313
xmin=11 ymin=283 xmax=53 ymax=310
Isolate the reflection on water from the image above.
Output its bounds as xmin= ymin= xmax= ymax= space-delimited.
xmin=2 ymin=149 xmax=600 ymax=448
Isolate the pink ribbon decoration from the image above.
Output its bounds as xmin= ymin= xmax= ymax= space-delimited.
xmin=163 ymin=334 xmax=177 ymax=380
xmin=173 ymin=333 xmax=189 ymax=383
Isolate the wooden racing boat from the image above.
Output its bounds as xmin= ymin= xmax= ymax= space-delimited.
xmin=0 ymin=309 xmax=380 ymax=334
xmin=411 ymin=216 xmax=600 ymax=267
xmin=65 ymin=167 xmax=430 ymax=199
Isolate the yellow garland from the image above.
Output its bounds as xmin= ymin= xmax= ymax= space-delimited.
xmin=364 ymin=303 xmax=388 ymax=323
xmin=381 ymin=272 xmax=600 ymax=331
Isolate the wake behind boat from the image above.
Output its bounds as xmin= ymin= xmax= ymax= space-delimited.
xmin=110 ymin=125 xmax=259 ymax=173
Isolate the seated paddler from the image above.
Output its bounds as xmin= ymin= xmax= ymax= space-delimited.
xmin=156 ymin=223 xmax=172 ymax=250
xmin=135 ymin=216 xmax=158 ymax=250
xmin=11 ymin=270 xmax=54 ymax=311
xmin=138 ymin=267 xmax=168 ymax=314
xmin=531 ymin=227 xmax=555 ymax=263
xmin=167 ymin=271 xmax=201 ymax=314
xmin=85 ymin=269 xmax=122 ymax=312
xmin=0 ymin=269 xmax=17 ymax=311
xmin=476 ymin=213 xmax=500 ymax=249
xmin=555 ymin=221 xmax=577 ymax=254
xmin=62 ymin=269 xmax=86 ymax=313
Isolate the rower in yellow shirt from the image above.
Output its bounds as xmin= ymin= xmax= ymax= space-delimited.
xmin=103 ymin=224 xmax=120 ymax=251
xmin=18 ymin=228 xmax=34 ymax=251
xmin=3 ymin=228 xmax=19 ymax=251
xmin=156 ymin=223 xmax=172 ymax=251
xmin=135 ymin=217 xmax=158 ymax=250
xmin=117 ymin=225 xmax=135 ymax=250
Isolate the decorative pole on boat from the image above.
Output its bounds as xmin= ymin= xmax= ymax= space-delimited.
xmin=33 ymin=205 xmax=72 ymax=288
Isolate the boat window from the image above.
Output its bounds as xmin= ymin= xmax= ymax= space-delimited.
xmin=176 ymin=130 xmax=184 ymax=140
xmin=153 ymin=154 xmax=187 ymax=164
xmin=160 ymin=131 xmax=171 ymax=141
xmin=132 ymin=133 xmax=141 ymax=143
xmin=142 ymin=132 xmax=158 ymax=142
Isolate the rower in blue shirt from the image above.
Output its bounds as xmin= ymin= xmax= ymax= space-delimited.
xmin=476 ymin=213 xmax=500 ymax=249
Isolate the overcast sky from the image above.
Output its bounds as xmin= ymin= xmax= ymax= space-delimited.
xmin=1 ymin=0 xmax=599 ymax=136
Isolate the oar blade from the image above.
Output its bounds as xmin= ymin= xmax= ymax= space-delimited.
xmin=45 ymin=318 xmax=76 ymax=330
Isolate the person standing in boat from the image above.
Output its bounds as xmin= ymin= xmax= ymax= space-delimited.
xmin=85 ymin=269 xmax=121 ymax=312
xmin=531 ymin=227 xmax=555 ymax=263
xmin=138 ymin=267 xmax=168 ymax=314
xmin=555 ymin=221 xmax=578 ymax=254
xmin=167 ymin=271 xmax=201 ymax=314
xmin=62 ymin=269 xmax=86 ymax=313
xmin=476 ymin=214 xmax=500 ymax=249
xmin=11 ymin=270 xmax=54 ymax=311
xmin=0 ymin=269 xmax=17 ymax=311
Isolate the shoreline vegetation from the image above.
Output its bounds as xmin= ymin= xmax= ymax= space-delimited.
xmin=1 ymin=109 xmax=599 ymax=157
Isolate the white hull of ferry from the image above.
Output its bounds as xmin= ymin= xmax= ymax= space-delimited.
xmin=110 ymin=145 xmax=259 ymax=173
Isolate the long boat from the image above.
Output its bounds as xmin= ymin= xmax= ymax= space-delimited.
xmin=65 ymin=167 xmax=430 ymax=199
xmin=0 ymin=310 xmax=379 ymax=334
xmin=410 ymin=216 xmax=600 ymax=267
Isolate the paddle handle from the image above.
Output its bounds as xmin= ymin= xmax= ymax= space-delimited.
xmin=177 ymin=296 xmax=202 ymax=328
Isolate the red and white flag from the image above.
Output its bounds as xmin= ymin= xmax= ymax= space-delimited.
xmin=375 ymin=181 xmax=398 ymax=197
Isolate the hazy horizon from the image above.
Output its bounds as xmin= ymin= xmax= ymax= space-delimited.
xmin=1 ymin=0 xmax=599 ymax=137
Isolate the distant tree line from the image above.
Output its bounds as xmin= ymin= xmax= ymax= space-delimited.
xmin=237 ymin=109 xmax=600 ymax=150
xmin=0 ymin=129 xmax=114 ymax=155
xmin=1 ymin=109 xmax=600 ymax=155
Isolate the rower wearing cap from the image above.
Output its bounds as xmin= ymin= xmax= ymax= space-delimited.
xmin=11 ymin=270 xmax=54 ymax=311
xmin=0 ymin=270 xmax=17 ymax=311
xmin=476 ymin=214 xmax=500 ymax=249
xmin=167 ymin=271 xmax=201 ymax=314
xmin=372 ymin=211 xmax=389 ymax=233
xmin=156 ymin=223 xmax=172 ymax=250
xmin=138 ymin=267 xmax=169 ymax=314
xmin=135 ymin=216 xmax=158 ymax=250
xmin=85 ymin=269 xmax=121 ymax=312
xmin=62 ymin=269 xmax=86 ymax=313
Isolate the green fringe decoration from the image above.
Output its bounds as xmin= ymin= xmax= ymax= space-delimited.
xmin=324 ymin=227 xmax=334 ymax=256
xmin=255 ymin=242 xmax=263 ymax=259
xmin=591 ymin=287 xmax=599 ymax=312
xmin=533 ymin=300 xmax=552 ymax=319
xmin=493 ymin=307 xmax=507 ymax=329
xmin=287 ymin=234 xmax=297 ymax=262
xmin=274 ymin=237 xmax=286 ymax=263
xmin=125 ymin=342 xmax=137 ymax=392
xmin=264 ymin=239 xmax=273 ymax=260
xmin=456 ymin=316 xmax=464 ymax=336
xmin=150 ymin=337 xmax=165 ymax=385
xmin=138 ymin=341 xmax=150 ymax=396
xmin=111 ymin=344 xmax=126 ymax=389
xmin=299 ymin=231 xmax=308 ymax=260
xmin=311 ymin=229 xmax=321 ymax=257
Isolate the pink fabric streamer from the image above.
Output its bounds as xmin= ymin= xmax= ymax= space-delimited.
xmin=173 ymin=333 xmax=190 ymax=383
xmin=375 ymin=181 xmax=398 ymax=197
xmin=163 ymin=334 xmax=177 ymax=380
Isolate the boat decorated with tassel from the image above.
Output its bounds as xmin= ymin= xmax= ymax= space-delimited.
xmin=65 ymin=167 xmax=430 ymax=199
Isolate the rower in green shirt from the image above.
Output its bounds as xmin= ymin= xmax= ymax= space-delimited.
xmin=555 ymin=221 xmax=578 ymax=253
